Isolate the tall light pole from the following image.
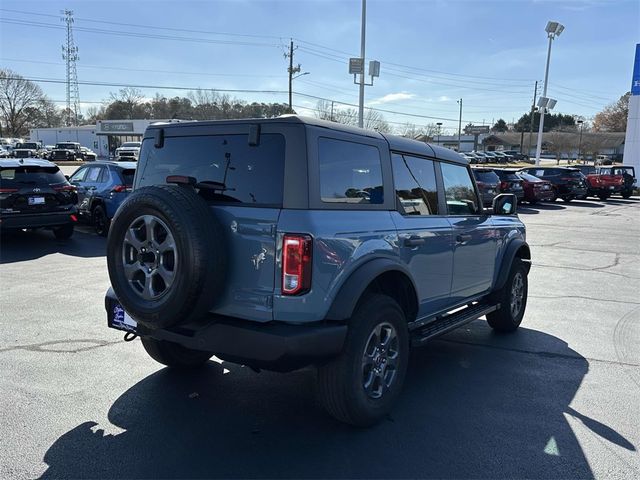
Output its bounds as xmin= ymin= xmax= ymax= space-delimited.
xmin=577 ymin=119 xmax=584 ymax=163
xmin=358 ymin=0 xmax=367 ymax=127
xmin=457 ymin=98 xmax=463 ymax=152
xmin=436 ymin=122 xmax=442 ymax=145
xmin=535 ymin=21 xmax=564 ymax=165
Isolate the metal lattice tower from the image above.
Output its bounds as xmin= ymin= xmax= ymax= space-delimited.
xmin=61 ymin=10 xmax=80 ymax=126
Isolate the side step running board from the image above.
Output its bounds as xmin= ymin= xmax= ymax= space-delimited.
xmin=410 ymin=302 xmax=500 ymax=347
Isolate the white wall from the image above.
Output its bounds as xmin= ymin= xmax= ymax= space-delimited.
xmin=30 ymin=128 xmax=97 ymax=150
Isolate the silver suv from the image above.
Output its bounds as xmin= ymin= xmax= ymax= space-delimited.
xmin=105 ymin=116 xmax=530 ymax=426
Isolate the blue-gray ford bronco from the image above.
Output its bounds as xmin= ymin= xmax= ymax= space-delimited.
xmin=105 ymin=116 xmax=530 ymax=426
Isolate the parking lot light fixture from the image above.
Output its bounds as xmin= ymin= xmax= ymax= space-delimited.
xmin=436 ymin=122 xmax=443 ymax=145
xmin=535 ymin=21 xmax=565 ymax=166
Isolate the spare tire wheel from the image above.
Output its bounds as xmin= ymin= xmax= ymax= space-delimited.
xmin=107 ymin=185 xmax=227 ymax=329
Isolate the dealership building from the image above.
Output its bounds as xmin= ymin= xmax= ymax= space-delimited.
xmin=30 ymin=119 xmax=164 ymax=159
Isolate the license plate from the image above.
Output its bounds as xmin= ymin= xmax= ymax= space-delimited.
xmin=109 ymin=303 xmax=137 ymax=332
xmin=609 ymin=186 xmax=615 ymax=190
xmin=487 ymin=189 xmax=494 ymax=194
xmin=543 ymin=185 xmax=550 ymax=190
xmin=28 ymin=196 xmax=45 ymax=205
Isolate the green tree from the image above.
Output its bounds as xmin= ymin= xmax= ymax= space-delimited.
xmin=492 ymin=118 xmax=508 ymax=132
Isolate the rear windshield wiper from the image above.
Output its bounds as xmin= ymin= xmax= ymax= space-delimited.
xmin=166 ymin=175 xmax=235 ymax=192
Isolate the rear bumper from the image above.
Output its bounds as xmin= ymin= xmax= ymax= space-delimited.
xmin=0 ymin=208 xmax=77 ymax=230
xmin=104 ymin=289 xmax=347 ymax=372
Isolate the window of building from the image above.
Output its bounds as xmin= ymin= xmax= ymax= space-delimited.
xmin=318 ymin=138 xmax=383 ymax=204
xmin=391 ymin=153 xmax=438 ymax=215
xmin=440 ymin=162 xmax=479 ymax=215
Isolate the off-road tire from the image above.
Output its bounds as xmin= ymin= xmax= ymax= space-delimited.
xmin=598 ymin=193 xmax=610 ymax=201
xmin=317 ymin=294 xmax=409 ymax=427
xmin=53 ymin=223 xmax=74 ymax=240
xmin=622 ymin=190 xmax=632 ymax=199
xmin=487 ymin=259 xmax=528 ymax=332
xmin=141 ymin=337 xmax=213 ymax=369
xmin=107 ymin=185 xmax=227 ymax=330
xmin=92 ymin=204 xmax=110 ymax=237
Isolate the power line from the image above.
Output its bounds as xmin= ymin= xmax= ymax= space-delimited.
xmin=0 ymin=57 xmax=282 ymax=79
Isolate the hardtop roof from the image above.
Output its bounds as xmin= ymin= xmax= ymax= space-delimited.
xmin=0 ymin=158 xmax=57 ymax=168
xmin=146 ymin=115 xmax=468 ymax=165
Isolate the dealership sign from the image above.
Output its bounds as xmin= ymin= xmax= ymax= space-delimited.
xmin=632 ymin=44 xmax=640 ymax=96
xmin=100 ymin=122 xmax=134 ymax=132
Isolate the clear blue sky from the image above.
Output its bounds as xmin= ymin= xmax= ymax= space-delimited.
xmin=1 ymin=0 xmax=638 ymax=133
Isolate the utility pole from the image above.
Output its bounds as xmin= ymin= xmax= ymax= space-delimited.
xmin=457 ymin=98 xmax=463 ymax=152
xmin=358 ymin=0 xmax=367 ymax=128
xmin=61 ymin=10 xmax=80 ymax=126
xmin=526 ymin=80 xmax=538 ymax=155
xmin=286 ymin=39 xmax=300 ymax=112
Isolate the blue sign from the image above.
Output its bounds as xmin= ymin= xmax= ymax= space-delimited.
xmin=632 ymin=44 xmax=640 ymax=96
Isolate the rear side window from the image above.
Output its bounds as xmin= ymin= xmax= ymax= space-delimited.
xmin=138 ymin=133 xmax=285 ymax=206
xmin=69 ymin=167 xmax=88 ymax=183
xmin=440 ymin=163 xmax=479 ymax=216
xmin=0 ymin=166 xmax=67 ymax=187
xmin=86 ymin=167 xmax=103 ymax=182
xmin=391 ymin=153 xmax=438 ymax=215
xmin=318 ymin=138 xmax=383 ymax=204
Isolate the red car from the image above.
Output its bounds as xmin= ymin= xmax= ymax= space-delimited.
xmin=571 ymin=165 xmax=624 ymax=200
xmin=516 ymin=171 xmax=555 ymax=204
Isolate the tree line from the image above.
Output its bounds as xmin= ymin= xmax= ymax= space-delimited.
xmin=0 ymin=68 xmax=630 ymax=141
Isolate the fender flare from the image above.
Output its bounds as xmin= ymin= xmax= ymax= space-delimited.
xmin=325 ymin=258 xmax=418 ymax=321
xmin=494 ymin=239 xmax=531 ymax=291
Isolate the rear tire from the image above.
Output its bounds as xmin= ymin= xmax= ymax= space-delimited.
xmin=53 ymin=223 xmax=74 ymax=240
xmin=141 ymin=337 xmax=213 ymax=369
xmin=622 ymin=190 xmax=632 ymax=199
xmin=93 ymin=204 xmax=110 ymax=237
xmin=598 ymin=193 xmax=610 ymax=201
xmin=317 ymin=294 xmax=409 ymax=427
xmin=561 ymin=196 xmax=573 ymax=202
xmin=487 ymin=259 xmax=528 ymax=333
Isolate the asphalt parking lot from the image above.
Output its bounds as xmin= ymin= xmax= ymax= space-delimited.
xmin=1 ymin=197 xmax=639 ymax=479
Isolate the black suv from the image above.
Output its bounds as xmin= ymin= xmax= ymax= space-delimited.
xmin=492 ymin=168 xmax=525 ymax=204
xmin=0 ymin=159 xmax=78 ymax=239
xmin=104 ymin=116 xmax=530 ymax=426
xmin=519 ymin=166 xmax=587 ymax=202
xmin=471 ymin=168 xmax=500 ymax=206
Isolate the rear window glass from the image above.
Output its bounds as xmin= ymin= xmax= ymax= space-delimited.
xmin=518 ymin=172 xmax=541 ymax=182
xmin=0 ymin=166 xmax=67 ymax=187
xmin=120 ymin=169 xmax=136 ymax=186
xmin=55 ymin=143 xmax=77 ymax=149
xmin=496 ymin=171 xmax=520 ymax=181
xmin=137 ymin=133 xmax=285 ymax=206
xmin=318 ymin=138 xmax=383 ymax=205
xmin=473 ymin=170 xmax=499 ymax=182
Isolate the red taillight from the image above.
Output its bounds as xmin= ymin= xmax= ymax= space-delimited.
xmin=560 ymin=177 xmax=574 ymax=181
xmin=500 ymin=181 xmax=508 ymax=190
xmin=112 ymin=185 xmax=127 ymax=193
xmin=282 ymin=234 xmax=313 ymax=295
xmin=54 ymin=184 xmax=76 ymax=192
xmin=0 ymin=188 xmax=18 ymax=193
xmin=70 ymin=214 xmax=78 ymax=222
xmin=475 ymin=181 xmax=485 ymax=187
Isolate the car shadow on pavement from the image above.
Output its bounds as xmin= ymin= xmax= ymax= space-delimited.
xmin=0 ymin=228 xmax=105 ymax=264
xmin=39 ymin=325 xmax=634 ymax=479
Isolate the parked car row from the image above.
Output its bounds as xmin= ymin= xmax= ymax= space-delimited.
xmin=462 ymin=150 xmax=532 ymax=164
xmin=472 ymin=165 xmax=637 ymax=206
xmin=0 ymin=158 xmax=136 ymax=239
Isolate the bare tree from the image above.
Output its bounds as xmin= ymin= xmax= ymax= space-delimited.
xmin=397 ymin=122 xmax=439 ymax=140
xmin=313 ymin=100 xmax=390 ymax=132
xmin=592 ymin=92 xmax=630 ymax=132
xmin=544 ymin=130 xmax=575 ymax=163
xmin=0 ymin=68 xmax=47 ymax=136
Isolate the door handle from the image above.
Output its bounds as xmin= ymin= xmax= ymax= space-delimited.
xmin=403 ymin=236 xmax=425 ymax=247
xmin=456 ymin=234 xmax=472 ymax=244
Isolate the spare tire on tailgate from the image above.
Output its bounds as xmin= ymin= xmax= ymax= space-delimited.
xmin=107 ymin=185 xmax=227 ymax=329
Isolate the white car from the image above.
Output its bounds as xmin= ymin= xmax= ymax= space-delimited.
xmin=115 ymin=142 xmax=141 ymax=161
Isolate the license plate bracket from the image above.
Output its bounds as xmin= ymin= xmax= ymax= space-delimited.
xmin=109 ymin=303 xmax=137 ymax=332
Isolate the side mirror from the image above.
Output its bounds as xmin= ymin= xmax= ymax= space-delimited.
xmin=493 ymin=193 xmax=517 ymax=215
